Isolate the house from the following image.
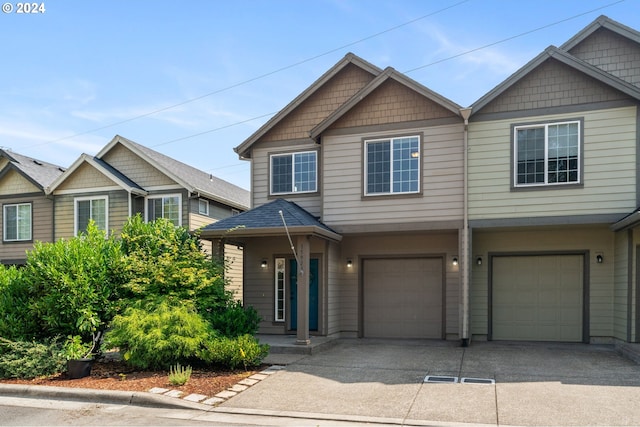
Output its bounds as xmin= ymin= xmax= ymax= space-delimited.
xmin=46 ymin=135 xmax=250 ymax=299
xmin=468 ymin=15 xmax=640 ymax=345
xmin=201 ymin=54 xmax=468 ymax=344
xmin=0 ymin=150 xmax=65 ymax=265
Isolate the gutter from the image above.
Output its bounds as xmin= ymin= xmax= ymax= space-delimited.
xmin=460 ymin=108 xmax=472 ymax=347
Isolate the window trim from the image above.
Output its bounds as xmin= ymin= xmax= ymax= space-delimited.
xmin=74 ymin=196 xmax=109 ymax=236
xmin=269 ymin=150 xmax=318 ymax=196
xmin=3 ymin=202 xmax=32 ymax=242
xmin=363 ymin=134 xmax=422 ymax=196
xmin=512 ymin=118 xmax=584 ymax=190
xmin=198 ymin=198 xmax=209 ymax=216
xmin=274 ymin=257 xmax=286 ymax=322
xmin=145 ymin=193 xmax=183 ymax=226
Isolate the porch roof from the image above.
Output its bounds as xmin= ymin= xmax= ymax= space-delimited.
xmin=199 ymin=198 xmax=342 ymax=242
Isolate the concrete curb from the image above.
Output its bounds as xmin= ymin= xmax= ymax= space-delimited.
xmin=0 ymin=383 xmax=212 ymax=411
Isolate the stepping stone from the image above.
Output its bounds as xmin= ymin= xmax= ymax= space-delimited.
xmin=249 ymin=373 xmax=268 ymax=380
xmin=202 ymin=397 xmax=225 ymax=406
xmin=149 ymin=387 xmax=170 ymax=394
xmin=228 ymin=384 xmax=248 ymax=392
xmin=215 ymin=390 xmax=237 ymax=399
xmin=238 ymin=378 xmax=259 ymax=386
xmin=183 ymin=393 xmax=208 ymax=402
xmin=165 ymin=390 xmax=183 ymax=398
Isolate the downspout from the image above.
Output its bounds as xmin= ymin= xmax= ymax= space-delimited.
xmin=460 ymin=107 xmax=472 ymax=347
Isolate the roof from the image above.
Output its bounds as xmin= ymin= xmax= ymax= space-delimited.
xmin=234 ymin=53 xmax=382 ymax=159
xmin=200 ymin=198 xmax=342 ymax=242
xmin=0 ymin=149 xmax=65 ymax=190
xmin=561 ymin=15 xmax=640 ymax=51
xmin=97 ymin=135 xmax=250 ymax=210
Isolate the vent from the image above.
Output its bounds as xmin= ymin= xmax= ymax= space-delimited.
xmin=424 ymin=375 xmax=458 ymax=383
xmin=33 ymin=160 xmax=42 ymax=166
xmin=460 ymin=377 xmax=495 ymax=385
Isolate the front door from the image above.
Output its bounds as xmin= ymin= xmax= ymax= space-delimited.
xmin=290 ymin=258 xmax=319 ymax=331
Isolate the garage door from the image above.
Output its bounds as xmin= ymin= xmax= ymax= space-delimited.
xmin=363 ymin=258 xmax=443 ymax=339
xmin=492 ymin=255 xmax=583 ymax=342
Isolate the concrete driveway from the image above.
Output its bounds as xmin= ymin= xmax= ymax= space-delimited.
xmin=218 ymin=339 xmax=640 ymax=426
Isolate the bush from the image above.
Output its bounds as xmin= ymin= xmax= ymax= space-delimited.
xmin=168 ymin=363 xmax=192 ymax=386
xmin=0 ymin=266 xmax=37 ymax=340
xmin=0 ymin=337 xmax=65 ymax=379
xmin=201 ymin=334 xmax=269 ymax=370
xmin=206 ymin=301 xmax=261 ymax=338
xmin=103 ymin=299 xmax=216 ymax=370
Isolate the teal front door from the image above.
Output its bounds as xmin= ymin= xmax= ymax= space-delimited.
xmin=290 ymin=258 xmax=319 ymax=331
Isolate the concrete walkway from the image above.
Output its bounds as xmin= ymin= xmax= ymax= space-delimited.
xmin=217 ymin=338 xmax=640 ymax=426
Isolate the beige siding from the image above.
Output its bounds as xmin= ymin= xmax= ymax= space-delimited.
xmin=189 ymin=212 xmax=214 ymax=231
xmin=323 ymin=123 xmax=464 ymax=227
xmin=54 ymin=190 xmax=130 ymax=239
xmin=613 ymin=230 xmax=629 ymax=340
xmin=0 ymin=170 xmax=40 ymax=195
xmin=471 ymin=226 xmax=614 ymax=341
xmin=0 ymin=196 xmax=54 ymax=262
xmin=469 ymin=107 xmax=637 ymax=220
xmin=101 ymin=143 xmax=176 ymax=187
xmin=56 ymin=163 xmax=117 ymax=191
xmin=326 ymin=240 xmax=344 ymax=336
xmin=224 ymin=243 xmax=243 ymax=303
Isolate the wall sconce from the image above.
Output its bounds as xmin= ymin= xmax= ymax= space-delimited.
xmin=261 ymin=259 xmax=268 ymax=268
xmin=452 ymin=256 xmax=458 ymax=266
xmin=596 ymin=254 xmax=603 ymax=264
xmin=476 ymin=256 xmax=483 ymax=265
xmin=346 ymin=259 xmax=353 ymax=268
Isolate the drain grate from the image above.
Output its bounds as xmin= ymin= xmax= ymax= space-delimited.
xmin=424 ymin=375 xmax=458 ymax=383
xmin=460 ymin=377 xmax=495 ymax=385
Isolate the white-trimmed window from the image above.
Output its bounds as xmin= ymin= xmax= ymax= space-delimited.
xmin=365 ymin=135 xmax=420 ymax=195
xmin=198 ymin=199 xmax=209 ymax=216
xmin=75 ymin=196 xmax=108 ymax=235
xmin=3 ymin=203 xmax=32 ymax=242
xmin=270 ymin=151 xmax=317 ymax=195
xmin=147 ymin=194 xmax=181 ymax=226
xmin=274 ymin=257 xmax=285 ymax=322
xmin=514 ymin=121 xmax=581 ymax=187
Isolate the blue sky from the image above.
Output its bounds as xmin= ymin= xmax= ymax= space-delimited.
xmin=1 ymin=0 xmax=639 ymax=190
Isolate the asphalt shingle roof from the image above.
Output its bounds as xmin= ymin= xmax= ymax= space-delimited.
xmin=0 ymin=150 xmax=65 ymax=189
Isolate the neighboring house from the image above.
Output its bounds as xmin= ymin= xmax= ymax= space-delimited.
xmin=467 ymin=15 xmax=640 ymax=345
xmin=46 ymin=135 xmax=250 ymax=299
xmin=0 ymin=150 xmax=65 ymax=265
xmin=201 ymin=53 xmax=468 ymax=344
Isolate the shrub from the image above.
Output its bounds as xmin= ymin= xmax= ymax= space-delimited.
xmin=103 ymin=299 xmax=216 ymax=370
xmin=206 ymin=301 xmax=261 ymax=338
xmin=201 ymin=334 xmax=269 ymax=370
xmin=0 ymin=266 xmax=37 ymax=340
xmin=168 ymin=363 xmax=192 ymax=386
xmin=0 ymin=337 xmax=65 ymax=379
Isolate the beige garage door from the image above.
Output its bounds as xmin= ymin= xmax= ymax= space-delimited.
xmin=492 ymin=255 xmax=583 ymax=342
xmin=363 ymin=258 xmax=443 ymax=339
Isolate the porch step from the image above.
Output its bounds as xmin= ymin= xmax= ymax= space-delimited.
xmin=616 ymin=342 xmax=640 ymax=365
xmin=256 ymin=335 xmax=338 ymax=355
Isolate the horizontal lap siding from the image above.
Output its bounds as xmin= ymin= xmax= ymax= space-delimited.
xmin=0 ymin=196 xmax=53 ymax=262
xmin=613 ymin=231 xmax=629 ymax=341
xmin=468 ymin=107 xmax=637 ymax=220
xmin=54 ymin=191 xmax=130 ymax=239
xmin=323 ymin=123 xmax=464 ymax=227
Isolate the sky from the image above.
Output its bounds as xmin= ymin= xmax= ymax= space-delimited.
xmin=1 ymin=0 xmax=639 ymax=191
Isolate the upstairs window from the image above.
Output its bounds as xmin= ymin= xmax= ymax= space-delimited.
xmin=514 ymin=121 xmax=581 ymax=187
xmin=198 ymin=199 xmax=209 ymax=216
xmin=3 ymin=203 xmax=32 ymax=242
xmin=75 ymin=196 xmax=107 ymax=235
xmin=365 ymin=136 xmax=420 ymax=195
xmin=270 ymin=151 xmax=317 ymax=195
xmin=147 ymin=194 xmax=181 ymax=226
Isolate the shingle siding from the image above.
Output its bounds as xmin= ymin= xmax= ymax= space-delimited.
xmin=101 ymin=144 xmax=176 ymax=188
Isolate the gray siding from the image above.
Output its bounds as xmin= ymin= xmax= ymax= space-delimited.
xmin=54 ymin=190 xmax=130 ymax=239
xmin=101 ymin=143 xmax=176 ymax=188
xmin=0 ymin=195 xmax=54 ymax=263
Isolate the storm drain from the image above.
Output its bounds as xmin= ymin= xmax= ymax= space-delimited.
xmin=424 ymin=375 xmax=458 ymax=383
xmin=460 ymin=377 xmax=495 ymax=385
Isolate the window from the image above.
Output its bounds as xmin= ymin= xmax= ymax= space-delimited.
xmin=365 ymin=136 xmax=420 ymax=195
xmin=270 ymin=151 xmax=317 ymax=195
xmin=274 ymin=258 xmax=286 ymax=322
xmin=75 ymin=196 xmax=107 ymax=235
xmin=514 ymin=121 xmax=580 ymax=187
xmin=198 ymin=199 xmax=209 ymax=216
xmin=147 ymin=194 xmax=181 ymax=226
xmin=3 ymin=203 xmax=31 ymax=241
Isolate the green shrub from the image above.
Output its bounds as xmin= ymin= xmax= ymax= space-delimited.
xmin=201 ymin=334 xmax=269 ymax=370
xmin=0 ymin=337 xmax=65 ymax=379
xmin=0 ymin=266 xmax=37 ymax=340
xmin=206 ymin=301 xmax=261 ymax=338
xmin=168 ymin=363 xmax=192 ymax=386
xmin=103 ymin=299 xmax=216 ymax=370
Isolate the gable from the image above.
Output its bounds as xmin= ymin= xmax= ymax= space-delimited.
xmin=567 ymin=27 xmax=640 ymax=88
xmin=0 ymin=169 xmax=40 ymax=195
xmin=260 ymin=63 xmax=376 ymax=143
xmin=100 ymin=143 xmax=176 ymax=187
xmin=479 ymin=58 xmax=631 ymax=115
xmin=55 ymin=162 xmax=118 ymax=191
xmin=0 ymin=158 xmax=9 ymax=170
xmin=330 ymin=79 xmax=459 ymax=131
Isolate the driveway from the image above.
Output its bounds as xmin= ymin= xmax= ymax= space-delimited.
xmin=217 ymin=339 xmax=640 ymax=426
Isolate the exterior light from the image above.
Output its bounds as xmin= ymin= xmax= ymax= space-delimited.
xmin=261 ymin=259 xmax=268 ymax=268
xmin=596 ymin=254 xmax=603 ymax=264
xmin=476 ymin=257 xmax=482 ymax=265
xmin=347 ymin=259 xmax=353 ymax=268
xmin=452 ymin=257 xmax=458 ymax=266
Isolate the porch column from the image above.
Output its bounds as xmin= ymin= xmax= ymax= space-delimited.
xmin=296 ymin=235 xmax=310 ymax=345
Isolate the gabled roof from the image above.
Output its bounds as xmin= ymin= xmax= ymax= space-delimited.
xmin=561 ymin=15 xmax=640 ymax=51
xmin=470 ymin=45 xmax=640 ymax=115
xmin=97 ymin=135 xmax=250 ymax=210
xmin=0 ymin=149 xmax=65 ymax=191
xmin=200 ymin=198 xmax=342 ymax=242
xmin=310 ymin=66 xmax=462 ymax=139
xmin=234 ymin=53 xmax=382 ymax=159
xmin=46 ymin=153 xmax=147 ymax=195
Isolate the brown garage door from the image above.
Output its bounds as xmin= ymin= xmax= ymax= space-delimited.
xmin=363 ymin=258 xmax=443 ymax=339
xmin=492 ymin=255 xmax=584 ymax=342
